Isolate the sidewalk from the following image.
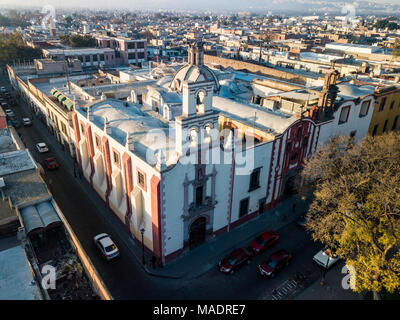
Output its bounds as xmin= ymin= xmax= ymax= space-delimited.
xmin=145 ymin=194 xmax=311 ymax=280
xmin=14 ymin=83 xmax=312 ymax=281
xmin=294 ymin=261 xmax=363 ymax=300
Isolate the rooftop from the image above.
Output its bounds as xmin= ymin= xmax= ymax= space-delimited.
xmin=0 ymin=150 xmax=36 ymax=176
xmin=2 ymin=169 xmax=50 ymax=208
xmin=336 ymin=83 xmax=376 ymax=100
xmin=213 ymin=96 xmax=298 ymax=135
xmin=43 ymin=47 xmax=115 ymax=56
xmin=0 ymin=243 xmax=42 ymax=300
xmin=78 ymin=99 xmax=177 ymax=165
xmin=0 ymin=129 xmax=17 ymax=154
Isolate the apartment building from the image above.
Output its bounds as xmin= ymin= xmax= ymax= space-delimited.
xmin=96 ymin=36 xmax=147 ymax=66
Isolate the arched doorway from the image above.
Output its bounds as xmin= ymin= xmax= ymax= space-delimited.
xmin=283 ymin=175 xmax=298 ymax=197
xmin=189 ymin=217 xmax=207 ymax=249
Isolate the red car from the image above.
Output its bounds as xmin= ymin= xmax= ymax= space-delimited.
xmin=250 ymin=231 xmax=280 ymax=254
xmin=44 ymin=157 xmax=59 ymax=170
xmin=259 ymin=249 xmax=292 ymax=277
xmin=219 ymin=247 xmax=253 ymax=274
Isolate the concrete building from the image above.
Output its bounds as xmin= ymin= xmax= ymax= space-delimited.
xmin=71 ymin=44 xmax=375 ymax=265
xmin=42 ymin=48 xmax=117 ymax=68
xmin=95 ymin=36 xmax=147 ymax=66
xmin=0 ymin=102 xmax=101 ymax=300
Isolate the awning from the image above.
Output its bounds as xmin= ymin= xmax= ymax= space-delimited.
xmin=54 ymin=92 xmax=62 ymax=100
xmin=20 ymin=201 xmax=62 ymax=236
xmin=57 ymin=93 xmax=67 ymax=102
xmin=63 ymin=99 xmax=74 ymax=111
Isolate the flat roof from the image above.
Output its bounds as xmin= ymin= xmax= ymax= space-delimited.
xmin=0 ymin=150 xmax=36 ymax=176
xmin=78 ymin=99 xmax=177 ymax=165
xmin=44 ymin=48 xmax=115 ymax=56
xmin=0 ymin=129 xmax=18 ymax=154
xmin=0 ymin=244 xmax=42 ymax=300
xmin=213 ymin=96 xmax=298 ymax=135
xmin=337 ymin=83 xmax=376 ymax=99
xmin=2 ymin=169 xmax=50 ymax=208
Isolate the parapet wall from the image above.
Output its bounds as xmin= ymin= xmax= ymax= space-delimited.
xmin=204 ymin=55 xmax=308 ymax=85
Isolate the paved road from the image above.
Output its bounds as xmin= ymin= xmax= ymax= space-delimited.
xmin=2 ymin=75 xmax=355 ymax=300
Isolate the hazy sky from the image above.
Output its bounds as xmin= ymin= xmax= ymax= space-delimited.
xmin=0 ymin=0 xmax=398 ymax=10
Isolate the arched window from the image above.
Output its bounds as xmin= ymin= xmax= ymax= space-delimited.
xmin=196 ymin=90 xmax=205 ymax=113
xmin=189 ymin=128 xmax=198 ymax=146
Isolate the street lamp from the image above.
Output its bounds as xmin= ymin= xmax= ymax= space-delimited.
xmin=321 ymin=249 xmax=331 ymax=286
xmin=140 ymin=227 xmax=145 ymax=265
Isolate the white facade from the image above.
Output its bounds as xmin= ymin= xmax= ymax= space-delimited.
xmin=70 ymin=48 xmax=376 ymax=265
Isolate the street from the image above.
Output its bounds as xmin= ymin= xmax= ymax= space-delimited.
xmin=2 ymin=74 xmax=359 ymax=300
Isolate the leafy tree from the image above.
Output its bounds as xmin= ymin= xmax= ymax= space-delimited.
xmin=0 ymin=13 xmax=28 ymax=28
xmin=373 ymin=19 xmax=399 ymax=31
xmin=59 ymin=35 xmax=96 ymax=47
xmin=64 ymin=16 xmax=73 ymax=27
xmin=301 ymin=133 xmax=400 ymax=298
xmin=393 ymin=38 xmax=400 ymax=58
xmin=0 ymin=31 xmax=42 ymax=66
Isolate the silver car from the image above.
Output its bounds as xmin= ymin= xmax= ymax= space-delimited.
xmin=93 ymin=233 xmax=120 ymax=260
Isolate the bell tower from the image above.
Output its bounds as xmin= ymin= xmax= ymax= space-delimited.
xmin=188 ymin=42 xmax=204 ymax=66
xmin=316 ymin=63 xmax=340 ymax=122
xmin=175 ymin=80 xmax=218 ymax=155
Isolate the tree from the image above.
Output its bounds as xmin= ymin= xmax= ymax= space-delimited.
xmin=393 ymin=38 xmax=400 ymax=58
xmin=0 ymin=31 xmax=42 ymax=66
xmin=300 ymin=133 xmax=400 ymax=298
xmin=373 ymin=19 xmax=399 ymax=31
xmin=59 ymin=35 xmax=96 ymax=47
xmin=64 ymin=16 xmax=73 ymax=28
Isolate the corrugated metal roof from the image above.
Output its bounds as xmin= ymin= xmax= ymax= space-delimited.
xmin=20 ymin=201 xmax=61 ymax=235
xmin=21 ymin=206 xmax=44 ymax=234
xmin=36 ymin=202 xmax=61 ymax=227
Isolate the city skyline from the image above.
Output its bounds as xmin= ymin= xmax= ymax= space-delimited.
xmin=1 ymin=0 xmax=400 ymax=12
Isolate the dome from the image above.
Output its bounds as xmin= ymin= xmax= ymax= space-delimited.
xmin=170 ymin=64 xmax=220 ymax=93
xmin=169 ymin=42 xmax=220 ymax=93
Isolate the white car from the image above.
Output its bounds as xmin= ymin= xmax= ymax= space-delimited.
xmin=22 ymin=117 xmax=32 ymax=126
xmin=4 ymin=109 xmax=14 ymax=117
xmin=313 ymin=248 xmax=340 ymax=269
xmin=0 ymin=87 xmax=7 ymax=93
xmin=36 ymin=142 xmax=49 ymax=153
xmin=93 ymin=233 xmax=120 ymax=260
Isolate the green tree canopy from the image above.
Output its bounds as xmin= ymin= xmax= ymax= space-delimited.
xmin=59 ymin=34 xmax=96 ymax=48
xmin=0 ymin=13 xmax=29 ymax=28
xmin=373 ymin=19 xmax=399 ymax=31
xmin=301 ymin=133 xmax=400 ymax=295
xmin=393 ymin=38 xmax=400 ymax=57
xmin=0 ymin=31 xmax=42 ymax=66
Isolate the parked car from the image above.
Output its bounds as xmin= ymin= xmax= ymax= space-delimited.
xmin=250 ymin=231 xmax=280 ymax=254
xmin=313 ymin=248 xmax=340 ymax=269
xmin=44 ymin=157 xmax=59 ymax=170
xmin=259 ymin=249 xmax=293 ymax=277
xmin=36 ymin=142 xmax=49 ymax=153
xmin=4 ymin=109 xmax=14 ymax=117
xmin=22 ymin=117 xmax=32 ymax=126
xmin=11 ymin=119 xmax=20 ymax=128
xmin=93 ymin=233 xmax=120 ymax=260
xmin=0 ymin=87 xmax=7 ymax=93
xmin=219 ymin=247 xmax=253 ymax=274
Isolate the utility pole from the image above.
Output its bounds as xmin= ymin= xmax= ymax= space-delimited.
xmin=63 ymin=49 xmax=71 ymax=94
